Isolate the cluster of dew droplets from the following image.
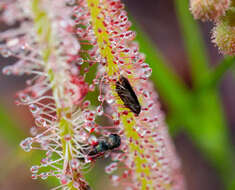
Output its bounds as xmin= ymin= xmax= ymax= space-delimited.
xmin=80 ymin=0 xmax=183 ymax=188
xmin=73 ymin=0 xmax=185 ymax=189
xmin=71 ymin=0 xmax=104 ymax=73
xmin=0 ymin=0 xmax=135 ymax=188
xmin=71 ymin=0 xmax=121 ymax=131
xmin=0 ymin=0 xmax=105 ymax=188
xmin=17 ymin=59 xmax=92 ymax=187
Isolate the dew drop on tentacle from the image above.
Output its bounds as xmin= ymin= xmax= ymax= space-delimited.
xmin=30 ymin=126 xmax=38 ymax=136
xmin=93 ymin=78 xmax=99 ymax=85
xmin=40 ymin=172 xmax=48 ymax=180
xmin=83 ymin=100 xmax=91 ymax=108
xmin=64 ymin=134 xmax=72 ymax=141
xmin=96 ymin=105 xmax=104 ymax=116
xmin=105 ymin=162 xmax=118 ymax=174
xmin=60 ymin=174 xmax=69 ymax=185
xmin=111 ymin=175 xmax=120 ymax=186
xmin=73 ymin=181 xmax=80 ymax=189
xmin=29 ymin=104 xmax=40 ymax=115
xmin=89 ymin=84 xmax=95 ymax=91
xmin=98 ymin=95 xmax=104 ymax=102
xmin=70 ymin=158 xmax=80 ymax=170
xmin=20 ymin=137 xmax=33 ymax=152
xmin=31 ymin=174 xmax=38 ymax=180
xmin=88 ymin=135 xmax=98 ymax=145
xmin=143 ymin=67 xmax=152 ymax=78
xmin=0 ymin=48 xmax=12 ymax=58
xmin=2 ymin=66 xmax=13 ymax=75
xmin=76 ymin=57 xmax=84 ymax=65
xmin=30 ymin=165 xmax=39 ymax=174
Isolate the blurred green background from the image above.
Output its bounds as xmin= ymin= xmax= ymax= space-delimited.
xmin=1 ymin=0 xmax=235 ymax=189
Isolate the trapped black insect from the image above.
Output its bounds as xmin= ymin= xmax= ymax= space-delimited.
xmin=116 ymin=76 xmax=141 ymax=115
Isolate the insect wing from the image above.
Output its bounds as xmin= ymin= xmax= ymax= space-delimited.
xmin=116 ymin=76 xmax=141 ymax=115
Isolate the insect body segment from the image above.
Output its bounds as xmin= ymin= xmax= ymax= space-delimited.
xmin=116 ymin=76 xmax=141 ymax=115
xmin=88 ymin=141 xmax=109 ymax=157
xmin=106 ymin=133 xmax=121 ymax=149
xmin=88 ymin=134 xmax=121 ymax=160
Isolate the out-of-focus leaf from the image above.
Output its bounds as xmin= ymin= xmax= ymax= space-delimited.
xmin=0 ymin=104 xmax=25 ymax=146
xmin=201 ymin=56 xmax=235 ymax=90
xmin=174 ymin=0 xmax=210 ymax=88
xmin=174 ymin=0 xmax=235 ymax=189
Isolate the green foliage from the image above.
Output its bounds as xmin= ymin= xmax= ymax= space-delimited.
xmin=174 ymin=1 xmax=235 ymax=189
xmin=175 ymin=0 xmax=210 ymax=88
xmin=132 ymin=0 xmax=235 ymax=189
xmin=0 ymin=104 xmax=25 ymax=146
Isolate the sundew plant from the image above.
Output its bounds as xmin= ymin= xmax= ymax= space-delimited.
xmin=0 ymin=0 xmax=185 ymax=190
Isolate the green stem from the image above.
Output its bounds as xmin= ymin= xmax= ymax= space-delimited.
xmin=208 ymin=56 xmax=235 ymax=89
xmin=174 ymin=0 xmax=210 ymax=89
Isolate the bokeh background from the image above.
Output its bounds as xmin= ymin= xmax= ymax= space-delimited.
xmin=1 ymin=0 xmax=235 ymax=190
